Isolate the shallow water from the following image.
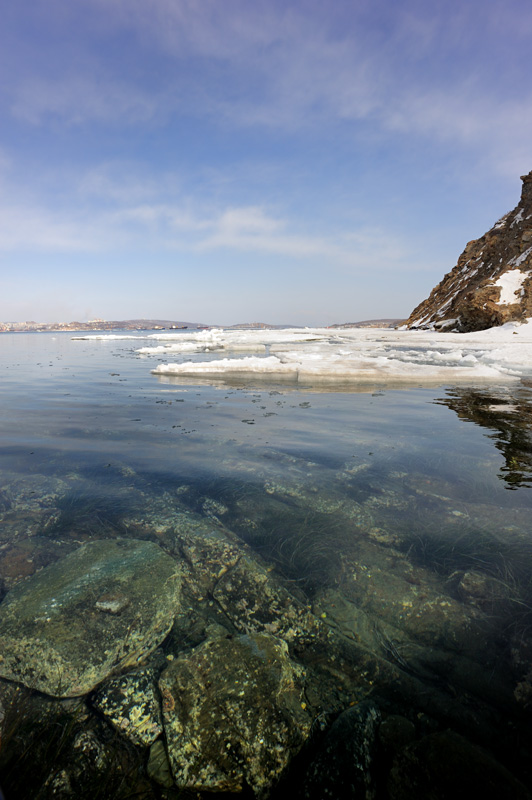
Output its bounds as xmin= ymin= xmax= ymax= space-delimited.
xmin=1 ymin=331 xmax=531 ymax=514
xmin=1 ymin=331 xmax=532 ymax=795
xmin=2 ymin=331 xmax=532 ymax=642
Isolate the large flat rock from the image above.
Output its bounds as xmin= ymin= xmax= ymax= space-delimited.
xmin=0 ymin=538 xmax=181 ymax=696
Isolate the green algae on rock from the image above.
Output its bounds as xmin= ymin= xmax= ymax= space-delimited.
xmin=92 ymin=668 xmax=163 ymax=746
xmin=0 ymin=539 xmax=182 ymax=697
xmin=212 ymin=553 xmax=320 ymax=641
xmin=159 ymin=631 xmax=312 ymax=797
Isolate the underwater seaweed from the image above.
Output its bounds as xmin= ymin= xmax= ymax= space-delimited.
xmin=41 ymin=489 xmax=133 ymax=542
xmin=230 ymin=502 xmax=356 ymax=596
xmin=0 ymin=686 xmax=153 ymax=800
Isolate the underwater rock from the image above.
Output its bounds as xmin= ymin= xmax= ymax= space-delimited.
xmin=147 ymin=739 xmax=174 ymax=788
xmin=312 ymin=578 xmax=516 ymax=713
xmin=40 ymin=720 xmax=153 ymax=799
xmin=454 ymin=570 xmax=512 ymax=608
xmin=159 ymin=631 xmax=312 ymax=797
xmin=0 ymin=689 xmax=150 ymax=800
xmin=213 ymin=553 xmax=321 ymax=642
xmin=43 ymin=729 xmax=110 ymax=797
xmin=167 ymin=520 xmax=322 ymax=644
xmin=388 ymin=730 xmax=531 ymax=799
xmin=0 ymin=536 xmax=72 ymax=592
xmin=378 ymin=714 xmax=417 ymax=755
xmin=300 ymin=701 xmax=381 ymax=800
xmin=92 ymin=667 xmax=163 ymax=746
xmin=514 ymin=667 xmax=532 ymax=708
xmin=0 ymin=509 xmax=61 ymax=545
xmin=0 ymin=488 xmax=11 ymax=512
xmin=329 ymin=541 xmax=499 ymax=659
xmin=0 ymin=539 xmax=182 ymax=696
xmin=170 ymin=525 xmax=243 ymax=601
xmin=0 ymin=474 xmax=67 ymax=514
xmin=0 ymin=475 xmax=67 ymax=544
xmin=122 ymin=493 xmax=232 ymax=543
xmin=202 ymin=496 xmax=229 ymax=518
xmin=312 ymin=589 xmax=380 ymax=651
xmin=235 ymin=478 xmax=374 ymax=534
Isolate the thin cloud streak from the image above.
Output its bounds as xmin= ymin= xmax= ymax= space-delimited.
xmin=11 ymin=76 xmax=158 ymax=126
xmin=0 ymin=188 xmax=410 ymax=274
xmin=1 ymin=0 xmax=530 ymax=323
xmin=5 ymin=0 xmax=530 ymax=171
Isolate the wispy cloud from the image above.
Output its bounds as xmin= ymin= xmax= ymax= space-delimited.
xmin=0 ymin=203 xmax=99 ymax=252
xmin=2 ymin=0 xmax=530 ymax=326
xmin=11 ymin=76 xmax=157 ymax=126
xmin=384 ymin=86 xmax=532 ymax=178
xmin=5 ymin=0 xmax=532 ymax=176
xmin=0 ymin=174 xmax=409 ymax=275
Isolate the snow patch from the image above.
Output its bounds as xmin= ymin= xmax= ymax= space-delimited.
xmin=511 ymin=209 xmax=525 ymax=227
xmin=509 ymin=246 xmax=532 ymax=268
xmin=491 ymin=269 xmax=526 ymax=305
xmin=493 ymin=213 xmax=510 ymax=230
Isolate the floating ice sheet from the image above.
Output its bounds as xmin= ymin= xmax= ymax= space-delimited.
xmin=72 ymin=334 xmax=143 ymax=340
xmin=150 ymin=321 xmax=532 ymax=386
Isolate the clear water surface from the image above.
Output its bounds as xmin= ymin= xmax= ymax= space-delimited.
xmin=1 ymin=330 xmax=532 ymax=795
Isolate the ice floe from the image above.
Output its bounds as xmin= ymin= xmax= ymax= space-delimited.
xmin=149 ymin=321 xmax=532 ymax=386
xmin=72 ymin=334 xmax=143 ymax=340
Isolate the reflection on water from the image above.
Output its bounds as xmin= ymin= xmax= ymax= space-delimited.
xmin=1 ymin=335 xmax=532 ymax=797
xmin=436 ymin=385 xmax=532 ymax=489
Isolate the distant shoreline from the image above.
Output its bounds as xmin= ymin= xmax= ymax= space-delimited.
xmin=0 ymin=317 xmax=403 ymax=334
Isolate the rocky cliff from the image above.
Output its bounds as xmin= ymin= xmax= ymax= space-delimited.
xmin=406 ymin=170 xmax=532 ymax=331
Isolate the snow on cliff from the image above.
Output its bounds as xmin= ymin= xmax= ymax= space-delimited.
xmin=406 ymin=171 xmax=532 ymax=332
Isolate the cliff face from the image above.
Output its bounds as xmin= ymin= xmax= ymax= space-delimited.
xmin=406 ymin=171 xmax=532 ymax=331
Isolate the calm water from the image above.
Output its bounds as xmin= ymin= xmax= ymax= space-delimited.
xmin=2 ymin=331 xmax=531 ymax=517
xmin=2 ymin=330 xmax=532 ymax=795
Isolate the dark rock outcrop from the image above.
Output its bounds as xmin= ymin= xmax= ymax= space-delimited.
xmin=407 ymin=170 xmax=532 ymax=331
xmin=300 ymin=701 xmax=381 ymax=799
xmin=388 ymin=730 xmax=531 ymax=800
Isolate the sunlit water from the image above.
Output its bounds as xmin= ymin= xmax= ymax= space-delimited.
xmin=2 ymin=331 xmax=531 ymax=526
xmin=2 ymin=330 xmax=532 ymax=795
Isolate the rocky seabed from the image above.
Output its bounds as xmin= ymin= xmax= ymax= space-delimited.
xmin=0 ymin=463 xmax=531 ymax=799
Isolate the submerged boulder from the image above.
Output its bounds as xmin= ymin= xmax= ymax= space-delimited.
xmin=300 ymin=701 xmax=381 ymax=800
xmin=312 ymin=536 xmax=517 ymax=712
xmin=169 ymin=523 xmax=322 ymax=642
xmin=159 ymin=631 xmax=312 ymax=797
xmin=0 ymin=538 xmax=182 ymax=696
xmin=92 ymin=668 xmax=163 ymax=746
xmin=212 ymin=553 xmax=320 ymax=642
xmin=388 ymin=730 xmax=531 ymax=800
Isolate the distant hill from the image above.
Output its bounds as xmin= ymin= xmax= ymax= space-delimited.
xmin=226 ymin=322 xmax=299 ymax=329
xmin=406 ymin=170 xmax=532 ymax=331
xmin=0 ymin=319 xmax=210 ymax=333
xmin=0 ymin=317 xmax=405 ymax=333
xmin=329 ymin=319 xmax=405 ymax=329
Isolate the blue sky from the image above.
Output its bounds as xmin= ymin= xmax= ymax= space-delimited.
xmin=1 ymin=0 xmax=532 ymax=325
